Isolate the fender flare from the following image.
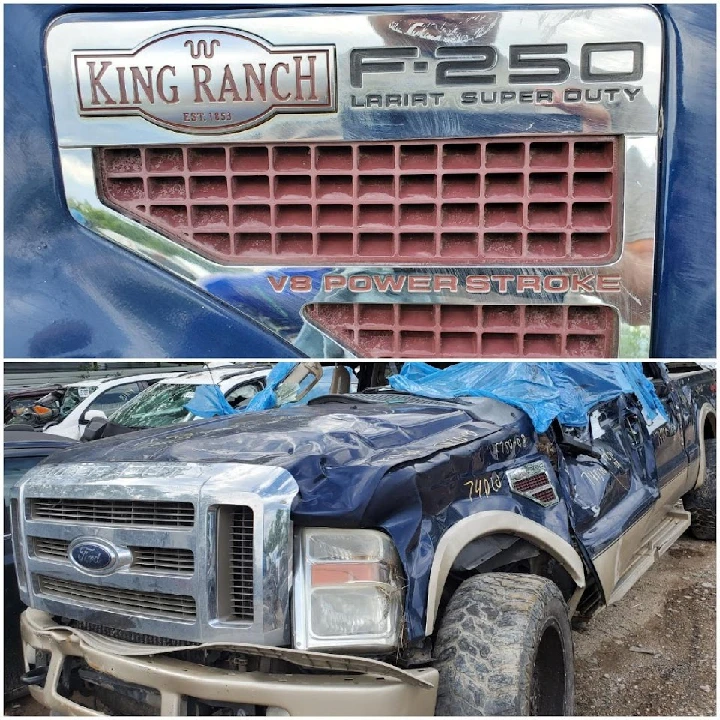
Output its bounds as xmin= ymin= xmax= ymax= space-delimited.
xmin=424 ymin=511 xmax=586 ymax=636
xmin=693 ymin=403 xmax=716 ymax=489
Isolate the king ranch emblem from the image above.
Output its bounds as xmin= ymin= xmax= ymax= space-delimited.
xmin=72 ymin=27 xmax=337 ymax=133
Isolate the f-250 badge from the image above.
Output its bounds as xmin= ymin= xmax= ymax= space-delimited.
xmin=72 ymin=27 xmax=337 ymax=133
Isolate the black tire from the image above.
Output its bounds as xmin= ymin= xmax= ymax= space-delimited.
xmin=684 ymin=439 xmax=716 ymax=541
xmin=433 ymin=573 xmax=574 ymax=716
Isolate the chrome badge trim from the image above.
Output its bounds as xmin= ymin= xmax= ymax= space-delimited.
xmin=72 ymin=27 xmax=336 ymax=134
xmin=67 ymin=537 xmax=132 ymax=575
xmin=47 ymin=7 xmax=663 ymax=358
xmin=506 ymin=460 xmax=560 ymax=508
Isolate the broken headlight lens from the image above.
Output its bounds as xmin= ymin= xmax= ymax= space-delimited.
xmin=293 ymin=528 xmax=403 ymax=652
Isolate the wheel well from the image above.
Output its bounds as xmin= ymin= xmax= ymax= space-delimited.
xmin=704 ymin=414 xmax=716 ymax=439
xmin=433 ymin=534 xmax=577 ymax=637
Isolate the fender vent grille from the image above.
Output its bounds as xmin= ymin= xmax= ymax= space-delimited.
xmin=96 ymin=136 xmax=620 ymax=266
xmin=507 ymin=463 xmax=560 ymax=507
xmin=303 ymin=303 xmax=618 ymax=358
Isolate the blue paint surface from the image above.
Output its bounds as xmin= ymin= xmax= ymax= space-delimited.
xmin=4 ymin=4 xmax=298 ymax=359
xmin=652 ymin=5 xmax=716 ymax=357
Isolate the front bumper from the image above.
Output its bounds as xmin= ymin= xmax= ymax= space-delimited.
xmin=20 ymin=609 xmax=439 ymax=716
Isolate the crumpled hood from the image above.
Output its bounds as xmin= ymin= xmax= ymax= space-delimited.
xmin=45 ymin=395 xmax=521 ymax=529
xmin=47 ymin=395 xmax=513 ymax=469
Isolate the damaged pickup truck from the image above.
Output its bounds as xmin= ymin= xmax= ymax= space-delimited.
xmin=11 ymin=362 xmax=716 ymax=716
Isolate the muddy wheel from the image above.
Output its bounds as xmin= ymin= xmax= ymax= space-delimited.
xmin=433 ymin=572 xmax=574 ymax=716
xmin=684 ymin=439 xmax=716 ymax=541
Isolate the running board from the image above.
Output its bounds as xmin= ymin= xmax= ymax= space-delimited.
xmin=608 ymin=504 xmax=691 ymax=605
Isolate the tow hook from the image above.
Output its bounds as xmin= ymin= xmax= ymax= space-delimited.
xmin=21 ymin=665 xmax=48 ymax=687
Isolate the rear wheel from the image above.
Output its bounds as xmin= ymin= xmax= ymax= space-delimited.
xmin=433 ymin=573 xmax=574 ymax=716
xmin=684 ymin=439 xmax=716 ymax=541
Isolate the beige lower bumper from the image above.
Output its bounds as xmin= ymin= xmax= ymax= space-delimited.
xmin=20 ymin=610 xmax=438 ymax=716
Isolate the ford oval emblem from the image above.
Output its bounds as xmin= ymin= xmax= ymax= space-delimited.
xmin=69 ymin=541 xmax=114 ymax=571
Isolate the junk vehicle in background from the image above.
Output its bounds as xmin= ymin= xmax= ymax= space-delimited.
xmin=81 ymin=362 xmax=356 ymax=440
xmin=82 ymin=363 xmax=274 ymax=439
xmin=4 ymin=430 xmax=76 ymax=702
xmin=5 ymin=387 xmax=65 ymax=430
xmin=4 ymin=5 xmax=716 ymax=360
xmin=43 ymin=372 xmax=182 ymax=440
xmin=11 ymin=362 xmax=715 ymax=715
xmin=5 ymin=386 xmax=64 ymax=426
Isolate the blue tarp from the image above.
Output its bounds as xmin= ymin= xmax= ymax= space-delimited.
xmin=184 ymin=384 xmax=236 ymax=418
xmin=244 ymin=362 xmax=298 ymax=412
xmin=388 ymin=362 xmax=668 ymax=432
xmin=183 ymin=362 xmax=297 ymax=418
xmin=183 ymin=363 xmax=350 ymax=419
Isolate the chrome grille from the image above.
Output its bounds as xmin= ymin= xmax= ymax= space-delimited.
xmin=131 ymin=548 xmax=195 ymax=574
xmin=229 ymin=506 xmax=254 ymax=621
xmin=32 ymin=537 xmax=195 ymax=575
xmin=36 ymin=575 xmax=197 ymax=620
xmin=29 ymin=499 xmax=194 ymax=528
xmin=19 ymin=462 xmax=295 ymax=645
xmin=32 ymin=537 xmax=69 ymax=560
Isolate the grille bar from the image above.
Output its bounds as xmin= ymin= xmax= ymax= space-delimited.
xmin=32 ymin=537 xmax=69 ymax=560
xmin=132 ymin=548 xmax=195 ymax=574
xmin=229 ymin=506 xmax=254 ymax=621
xmin=36 ymin=575 xmax=197 ymax=620
xmin=29 ymin=499 xmax=194 ymax=528
xmin=97 ymin=137 xmax=620 ymax=266
xmin=303 ymin=303 xmax=618 ymax=358
xmin=31 ymin=537 xmax=194 ymax=574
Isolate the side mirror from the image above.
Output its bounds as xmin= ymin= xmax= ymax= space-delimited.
xmin=81 ymin=416 xmax=109 ymax=441
xmin=80 ymin=408 xmax=107 ymax=425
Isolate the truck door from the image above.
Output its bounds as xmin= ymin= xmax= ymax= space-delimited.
xmin=561 ymin=393 xmax=659 ymax=597
xmin=642 ymin=363 xmax=693 ymax=503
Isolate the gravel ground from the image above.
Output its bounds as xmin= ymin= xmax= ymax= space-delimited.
xmin=6 ymin=536 xmax=715 ymax=717
xmin=574 ymin=536 xmax=716 ymax=716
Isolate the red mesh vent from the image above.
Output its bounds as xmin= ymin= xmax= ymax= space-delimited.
xmin=512 ymin=473 xmax=551 ymax=493
xmin=509 ymin=471 xmax=559 ymax=506
xmin=302 ymin=303 xmax=618 ymax=358
xmin=96 ymin=137 xmax=620 ymax=265
xmin=530 ymin=487 xmax=559 ymax=505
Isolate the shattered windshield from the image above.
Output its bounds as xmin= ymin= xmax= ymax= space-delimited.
xmin=59 ymin=386 xmax=97 ymax=417
xmin=110 ymin=383 xmax=200 ymax=428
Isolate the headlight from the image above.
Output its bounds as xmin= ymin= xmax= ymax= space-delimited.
xmin=293 ymin=528 xmax=403 ymax=652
